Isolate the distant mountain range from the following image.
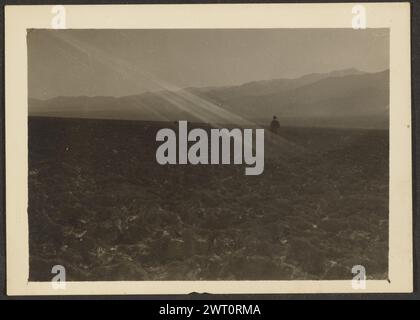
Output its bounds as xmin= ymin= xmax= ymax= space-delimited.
xmin=29 ymin=68 xmax=389 ymax=129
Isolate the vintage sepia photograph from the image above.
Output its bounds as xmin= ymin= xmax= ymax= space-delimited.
xmin=27 ymin=28 xmax=391 ymax=281
xmin=5 ymin=4 xmax=412 ymax=295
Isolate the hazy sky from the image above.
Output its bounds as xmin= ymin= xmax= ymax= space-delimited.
xmin=28 ymin=29 xmax=389 ymax=100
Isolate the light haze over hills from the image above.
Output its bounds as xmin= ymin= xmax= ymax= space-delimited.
xmin=29 ymin=68 xmax=389 ymax=129
xmin=28 ymin=29 xmax=389 ymax=100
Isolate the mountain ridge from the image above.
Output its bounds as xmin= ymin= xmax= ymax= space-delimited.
xmin=29 ymin=68 xmax=389 ymax=129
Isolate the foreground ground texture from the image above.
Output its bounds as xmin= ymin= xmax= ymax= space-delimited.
xmin=28 ymin=117 xmax=388 ymax=281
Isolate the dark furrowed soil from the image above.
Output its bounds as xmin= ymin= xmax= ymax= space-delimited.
xmin=28 ymin=117 xmax=388 ymax=281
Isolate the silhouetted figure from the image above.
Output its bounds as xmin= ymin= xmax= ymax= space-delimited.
xmin=270 ymin=116 xmax=280 ymax=134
